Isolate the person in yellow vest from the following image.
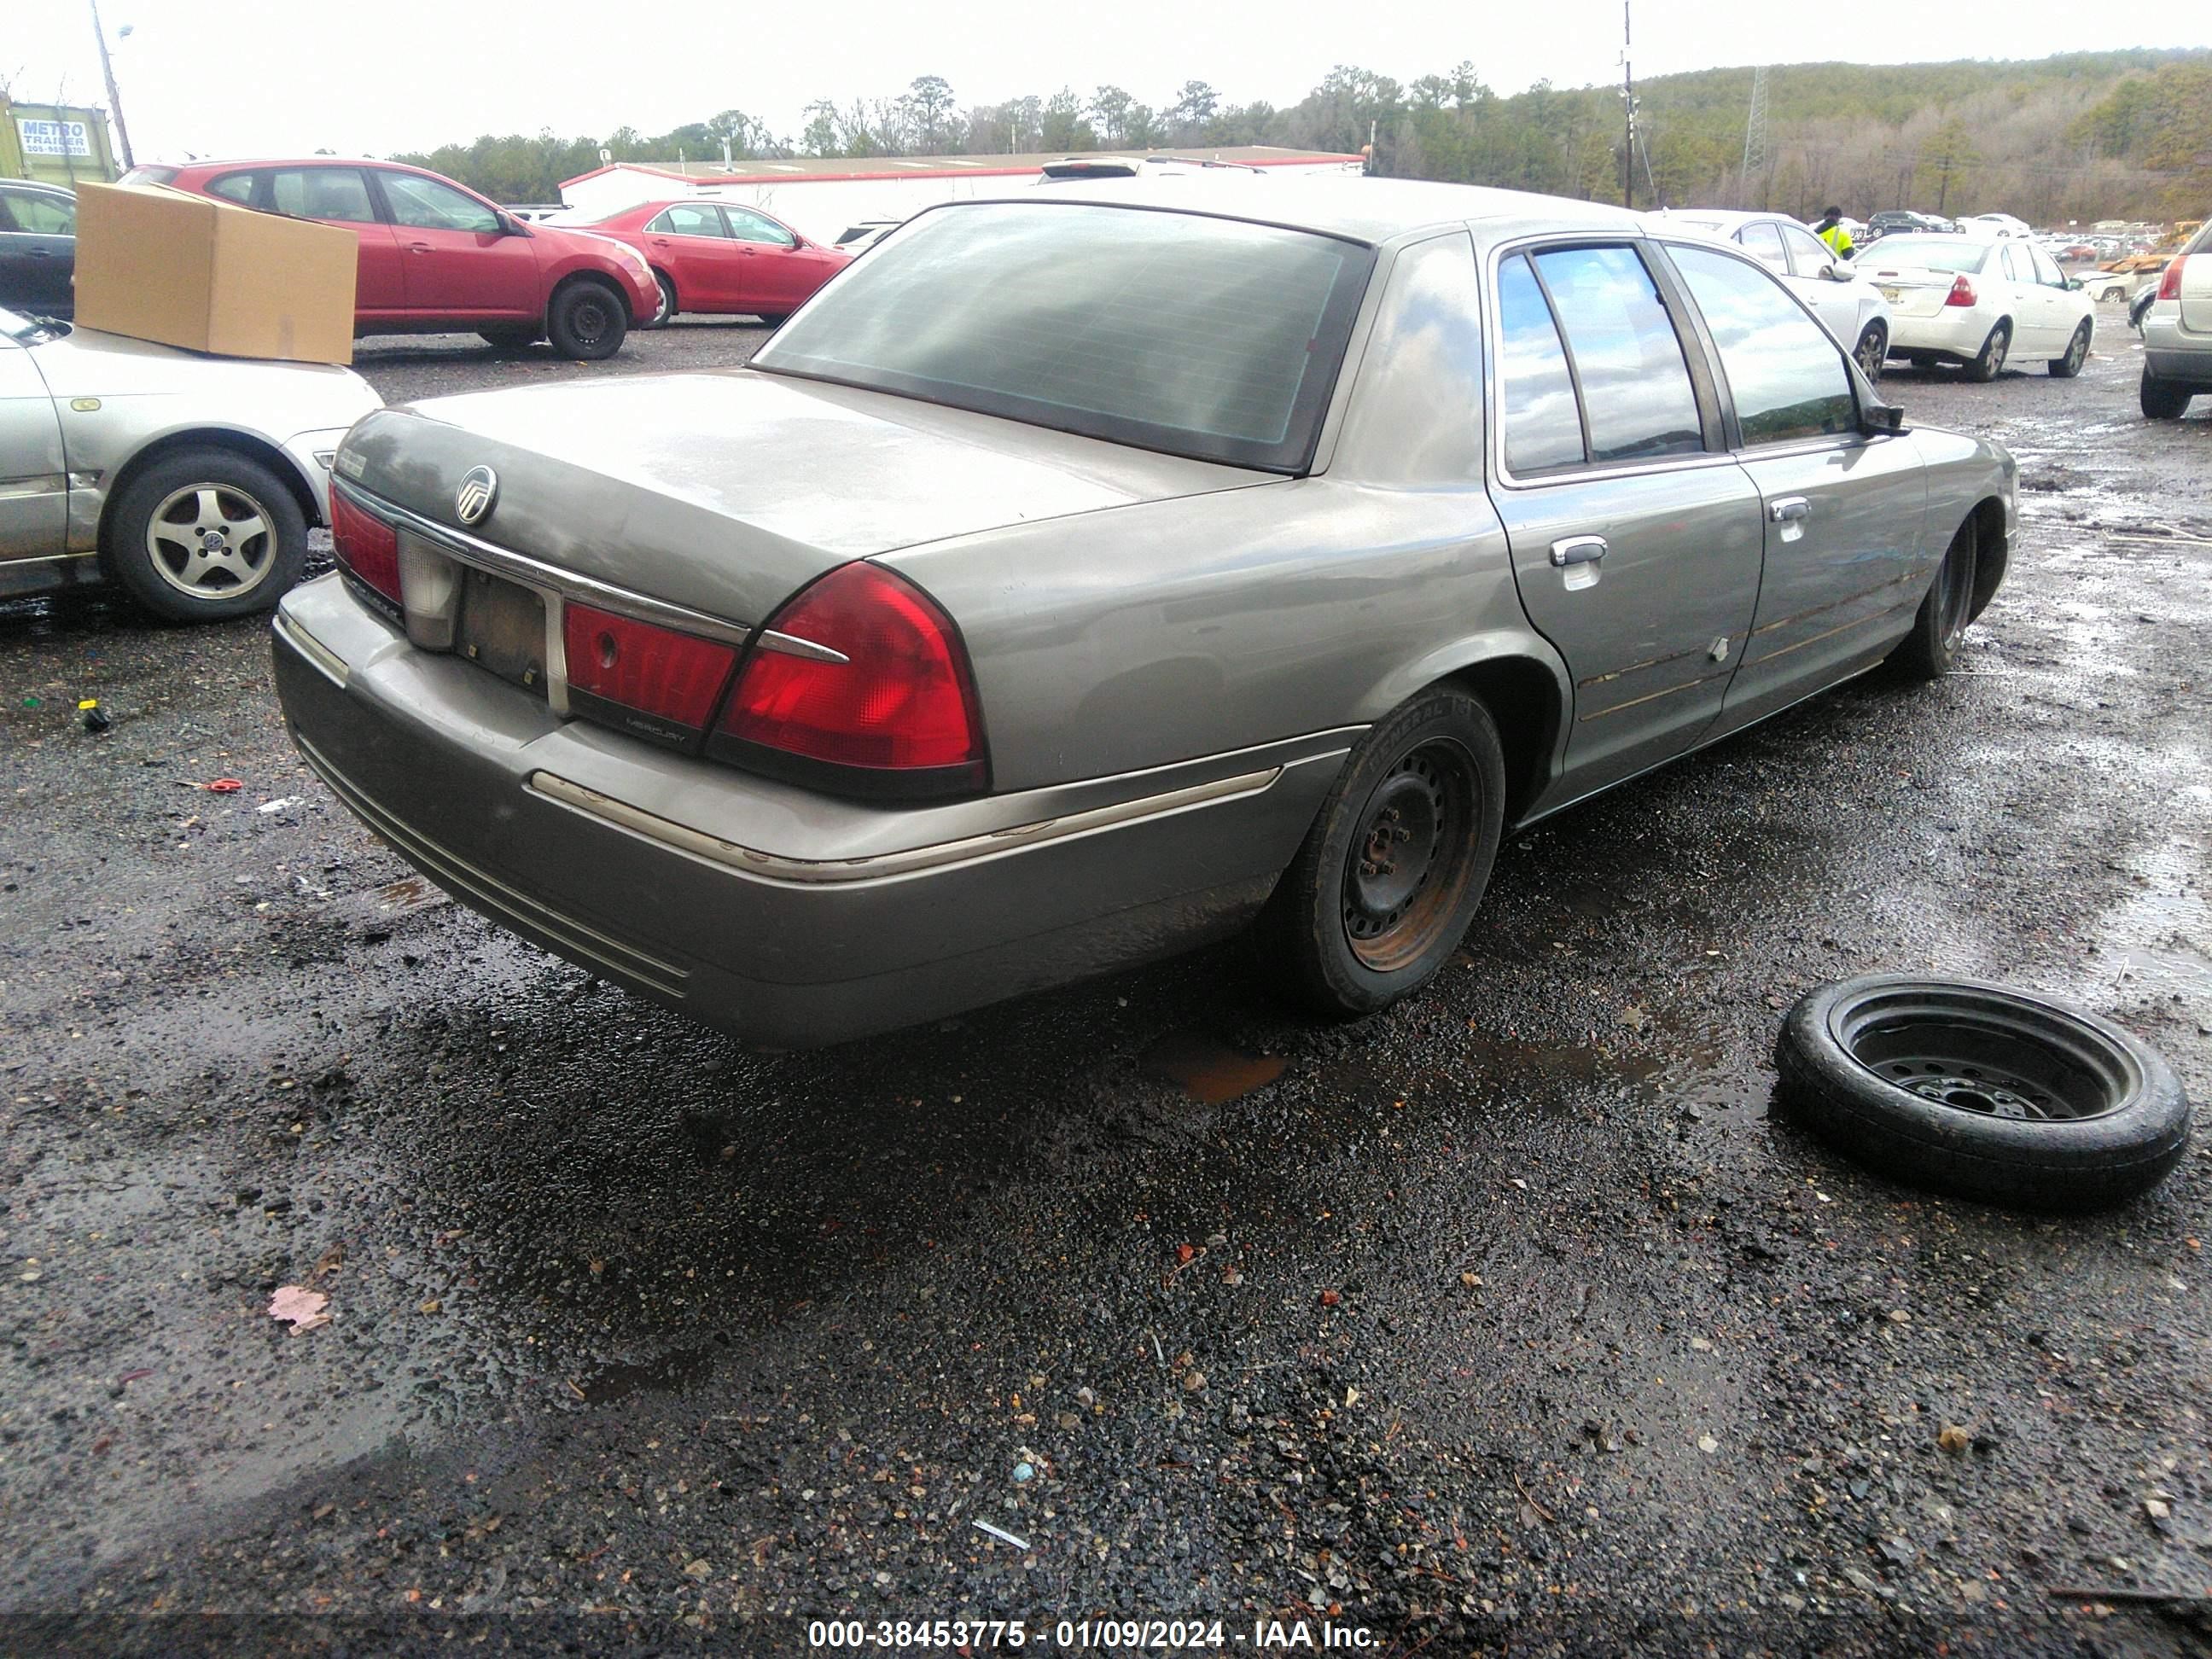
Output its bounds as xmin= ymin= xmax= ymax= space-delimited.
xmin=1813 ymin=207 xmax=1856 ymax=260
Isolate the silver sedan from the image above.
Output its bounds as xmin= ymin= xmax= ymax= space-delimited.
xmin=272 ymin=178 xmax=2015 ymax=1047
xmin=0 ymin=307 xmax=381 ymax=618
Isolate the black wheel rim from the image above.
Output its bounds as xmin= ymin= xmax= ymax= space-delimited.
xmin=1341 ymin=737 xmax=1478 ymax=973
xmin=1830 ymin=984 xmax=2138 ymax=1124
xmin=573 ymin=301 xmax=610 ymax=345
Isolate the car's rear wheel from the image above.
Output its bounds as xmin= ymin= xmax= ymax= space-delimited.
xmin=1964 ymin=321 xmax=2010 ymax=382
xmin=1259 ymin=689 xmax=1505 ymax=1018
xmin=755 ymin=311 xmax=790 ymax=329
xmin=1906 ymin=352 xmax=1939 ymax=370
xmin=2140 ymin=371 xmax=2194 ymax=420
xmin=547 ymin=280 xmax=628 ymax=360
xmin=104 ymin=449 xmax=307 ymax=623
xmin=2049 ymin=320 xmax=2091 ymax=378
xmin=650 ymin=273 xmax=678 ymax=329
xmin=1889 ymin=514 xmax=1977 ymax=680
xmin=477 ymin=326 xmax=539 ymax=351
xmin=1852 ymin=321 xmax=1887 ymax=381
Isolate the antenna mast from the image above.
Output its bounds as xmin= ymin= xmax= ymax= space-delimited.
xmin=1621 ymin=1 xmax=1634 ymax=209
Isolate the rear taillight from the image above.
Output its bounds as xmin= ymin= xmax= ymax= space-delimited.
xmin=1944 ymin=274 xmax=1976 ymax=307
xmin=562 ymin=602 xmax=738 ymax=750
xmin=2157 ymin=256 xmax=2184 ymax=302
xmin=707 ymin=562 xmax=986 ymax=800
xmin=329 ymin=487 xmax=401 ymax=608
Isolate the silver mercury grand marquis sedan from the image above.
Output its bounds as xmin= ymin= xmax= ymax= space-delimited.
xmin=272 ymin=178 xmax=2017 ymax=1047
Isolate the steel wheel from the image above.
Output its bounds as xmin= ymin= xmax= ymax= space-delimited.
xmin=144 ymin=481 xmax=278 ymax=601
xmin=1854 ymin=323 xmax=1887 ymax=381
xmin=1340 ymin=737 xmax=1479 ymax=974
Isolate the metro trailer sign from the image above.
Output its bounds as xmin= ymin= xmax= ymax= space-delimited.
xmin=17 ymin=116 xmax=96 ymax=159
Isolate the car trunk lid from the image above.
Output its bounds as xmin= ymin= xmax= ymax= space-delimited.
xmin=338 ymin=368 xmax=1271 ymax=627
xmin=1860 ymin=263 xmax=1959 ymax=319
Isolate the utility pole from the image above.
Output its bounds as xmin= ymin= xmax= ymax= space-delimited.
xmin=1621 ymin=1 xmax=1634 ymax=209
xmin=88 ymin=0 xmax=134 ymax=170
xmin=1740 ymin=66 xmax=1768 ymax=207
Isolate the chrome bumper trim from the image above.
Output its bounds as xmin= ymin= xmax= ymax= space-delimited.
xmin=527 ymin=765 xmax=1287 ymax=887
xmin=294 ymin=734 xmax=690 ymax=998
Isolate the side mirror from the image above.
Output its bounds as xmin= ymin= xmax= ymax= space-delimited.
xmin=2064 ymin=276 xmax=2084 ymax=291
xmin=1860 ymin=399 xmax=1906 ymax=436
xmin=1823 ymin=263 xmax=1853 ymax=282
xmin=496 ymin=211 xmax=528 ymax=236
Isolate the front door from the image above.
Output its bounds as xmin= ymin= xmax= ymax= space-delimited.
xmin=1779 ymin=221 xmax=1860 ymax=348
xmin=0 ymin=186 xmax=77 ymax=316
xmin=1489 ymin=242 xmax=1765 ymax=803
xmin=723 ymin=206 xmax=816 ymax=314
xmin=0 ymin=339 xmax=66 ymax=561
xmin=375 ymin=172 xmax=539 ymax=321
xmin=1658 ymin=241 xmax=1930 ymax=731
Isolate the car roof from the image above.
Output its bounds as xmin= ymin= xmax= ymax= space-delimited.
xmin=947 ymin=174 xmax=1644 ymax=247
xmin=159 ymin=156 xmax=422 ymax=174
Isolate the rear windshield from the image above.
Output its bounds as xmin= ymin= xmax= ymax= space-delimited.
xmin=116 ymin=165 xmax=177 ymax=187
xmin=1860 ymin=236 xmax=1988 ymax=273
xmin=752 ymin=201 xmax=1374 ymax=472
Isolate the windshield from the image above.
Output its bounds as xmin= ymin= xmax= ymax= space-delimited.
xmin=0 ymin=306 xmax=66 ymax=343
xmin=753 ymin=201 xmax=1374 ymax=472
xmin=1861 ymin=236 xmax=1988 ymax=273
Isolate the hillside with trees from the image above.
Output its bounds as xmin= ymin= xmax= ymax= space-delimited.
xmin=395 ymin=49 xmax=2210 ymax=224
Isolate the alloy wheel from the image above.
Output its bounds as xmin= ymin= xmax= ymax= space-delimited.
xmin=145 ymin=483 xmax=277 ymax=600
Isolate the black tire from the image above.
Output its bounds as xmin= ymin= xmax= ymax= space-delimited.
xmin=1906 ymin=352 xmax=1939 ymax=370
xmin=649 ymin=273 xmax=678 ymax=329
xmin=1258 ymin=689 xmax=1505 ymax=1018
xmin=103 ymin=448 xmax=307 ymax=623
xmin=1852 ymin=322 xmax=1887 ymax=381
xmin=546 ymin=280 xmax=628 ymax=360
xmin=1774 ymin=975 xmax=2191 ymax=1212
xmin=754 ymin=311 xmax=790 ymax=329
xmin=2049 ymin=320 xmax=2091 ymax=378
xmin=2140 ymin=371 xmax=2194 ymax=420
xmin=1889 ymin=515 xmax=1976 ymax=680
xmin=1963 ymin=321 xmax=2009 ymax=382
xmin=477 ymin=326 xmax=539 ymax=351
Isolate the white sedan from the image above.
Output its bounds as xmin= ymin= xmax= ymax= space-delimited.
xmin=2139 ymin=219 xmax=2212 ymax=418
xmin=1649 ymin=210 xmax=1893 ymax=379
xmin=0 ymin=307 xmax=381 ymax=620
xmin=1856 ymin=235 xmax=2096 ymax=381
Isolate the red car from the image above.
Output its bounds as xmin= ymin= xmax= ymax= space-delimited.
xmin=570 ymin=199 xmax=850 ymax=327
xmin=119 ymin=158 xmax=661 ymax=360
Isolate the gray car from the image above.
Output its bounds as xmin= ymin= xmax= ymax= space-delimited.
xmin=272 ymin=178 xmax=2016 ymax=1047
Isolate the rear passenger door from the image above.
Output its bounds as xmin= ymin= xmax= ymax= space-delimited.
xmin=1487 ymin=241 xmax=1766 ymax=803
xmin=268 ymin=166 xmax=405 ymax=315
xmin=643 ymin=204 xmax=737 ymax=310
xmin=1659 ymin=241 xmax=1927 ymax=732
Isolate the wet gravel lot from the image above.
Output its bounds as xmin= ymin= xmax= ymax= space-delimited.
xmin=3 ymin=309 xmax=2209 ymax=1656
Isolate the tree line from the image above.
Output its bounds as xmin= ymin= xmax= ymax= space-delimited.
xmin=393 ymin=49 xmax=2210 ymax=224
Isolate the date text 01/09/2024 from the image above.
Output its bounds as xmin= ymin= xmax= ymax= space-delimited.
xmin=804 ymin=1617 xmax=1379 ymax=1649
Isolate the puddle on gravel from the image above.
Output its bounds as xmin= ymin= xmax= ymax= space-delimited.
xmin=376 ymin=876 xmax=451 ymax=914
xmin=573 ymin=1343 xmax=717 ymax=1406
xmin=1142 ymin=1031 xmax=1287 ymax=1103
xmin=2078 ymin=838 xmax=2212 ymax=1010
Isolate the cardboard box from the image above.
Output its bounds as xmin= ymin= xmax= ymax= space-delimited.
xmin=73 ymin=181 xmax=357 ymax=364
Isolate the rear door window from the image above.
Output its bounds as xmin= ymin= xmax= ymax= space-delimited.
xmin=1528 ymin=245 xmax=1704 ymax=465
xmin=1494 ymin=254 xmax=1586 ymax=474
xmin=1736 ymin=221 xmax=1787 ymax=271
xmin=206 ymin=172 xmax=259 ymax=206
xmin=649 ymin=204 xmax=728 ymax=237
xmin=271 ymin=167 xmax=377 ymax=224
xmin=1666 ymin=244 xmax=1855 ymax=445
xmin=1 ymin=189 xmax=73 ymax=235
xmin=2001 ymin=243 xmax=2033 ymax=285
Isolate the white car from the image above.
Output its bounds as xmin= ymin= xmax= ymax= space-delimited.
xmin=1856 ymin=234 xmax=2096 ymax=381
xmin=2139 ymin=219 xmax=2212 ymax=419
xmin=0 ymin=308 xmax=381 ymax=620
xmin=1961 ymin=212 xmax=2032 ymax=241
xmin=1650 ymin=210 xmax=1892 ymax=379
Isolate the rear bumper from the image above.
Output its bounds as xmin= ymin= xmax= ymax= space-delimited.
xmin=1886 ymin=308 xmax=1995 ymax=358
xmin=2142 ymin=315 xmax=2212 ymax=385
xmin=271 ymin=575 xmax=1346 ymax=1046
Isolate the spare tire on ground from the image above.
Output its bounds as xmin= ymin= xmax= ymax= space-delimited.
xmin=1774 ymin=975 xmax=2191 ymax=1212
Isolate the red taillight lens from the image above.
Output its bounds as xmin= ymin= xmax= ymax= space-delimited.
xmin=2157 ymin=256 xmax=2184 ymax=302
xmin=562 ymin=602 xmax=738 ymax=750
xmin=709 ymin=562 xmax=985 ymax=798
xmin=1944 ymin=274 xmax=1976 ymax=307
xmin=329 ymin=487 xmax=400 ymax=605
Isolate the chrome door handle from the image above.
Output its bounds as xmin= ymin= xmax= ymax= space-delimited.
xmin=1769 ymin=497 xmax=1812 ymax=523
xmin=1549 ymin=535 xmax=1608 ymax=568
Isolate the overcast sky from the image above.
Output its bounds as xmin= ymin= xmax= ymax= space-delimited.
xmin=9 ymin=0 xmax=2208 ymax=164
